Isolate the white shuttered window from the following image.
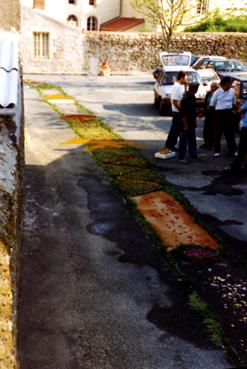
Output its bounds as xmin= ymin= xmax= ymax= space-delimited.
xmin=33 ymin=32 xmax=50 ymax=59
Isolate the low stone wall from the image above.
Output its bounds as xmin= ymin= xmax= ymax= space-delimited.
xmin=85 ymin=31 xmax=247 ymax=72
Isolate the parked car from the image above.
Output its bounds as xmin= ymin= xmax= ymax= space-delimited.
xmin=192 ymin=55 xmax=227 ymax=69
xmin=153 ymin=67 xmax=207 ymax=115
xmin=193 ymin=58 xmax=247 ymax=78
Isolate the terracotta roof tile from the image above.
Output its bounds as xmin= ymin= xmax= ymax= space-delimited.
xmin=101 ymin=17 xmax=144 ymax=32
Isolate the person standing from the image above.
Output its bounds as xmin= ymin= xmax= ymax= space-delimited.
xmin=155 ymin=71 xmax=187 ymax=159
xmin=230 ymin=100 xmax=247 ymax=172
xmin=178 ymin=83 xmax=200 ymax=163
xmin=200 ymin=82 xmax=219 ymax=150
xmin=210 ymin=76 xmax=237 ymax=157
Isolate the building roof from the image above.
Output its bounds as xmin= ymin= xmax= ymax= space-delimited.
xmin=100 ymin=17 xmax=144 ymax=32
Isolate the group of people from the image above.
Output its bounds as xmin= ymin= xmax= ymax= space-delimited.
xmin=155 ymin=71 xmax=247 ymax=173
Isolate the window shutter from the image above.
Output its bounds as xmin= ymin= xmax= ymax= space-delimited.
xmin=33 ymin=0 xmax=45 ymax=9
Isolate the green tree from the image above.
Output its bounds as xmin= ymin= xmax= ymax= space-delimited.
xmin=131 ymin=0 xmax=191 ymax=49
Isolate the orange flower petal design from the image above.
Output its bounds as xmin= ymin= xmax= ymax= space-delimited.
xmin=131 ymin=191 xmax=218 ymax=251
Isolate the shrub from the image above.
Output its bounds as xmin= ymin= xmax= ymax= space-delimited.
xmin=185 ymin=13 xmax=247 ymax=33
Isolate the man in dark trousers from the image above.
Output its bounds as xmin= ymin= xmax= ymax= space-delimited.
xmin=178 ymin=83 xmax=200 ymax=163
xmin=200 ymin=81 xmax=219 ymax=150
xmin=210 ymin=76 xmax=237 ymax=157
xmin=155 ymin=71 xmax=187 ymax=159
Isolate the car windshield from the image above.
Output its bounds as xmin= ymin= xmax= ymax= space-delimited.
xmin=162 ymin=71 xmax=200 ymax=85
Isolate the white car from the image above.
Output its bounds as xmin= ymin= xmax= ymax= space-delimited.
xmin=154 ymin=51 xmax=211 ymax=115
xmin=154 ymin=67 xmax=207 ymax=115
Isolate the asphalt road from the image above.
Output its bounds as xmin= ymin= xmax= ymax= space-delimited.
xmin=18 ymin=74 xmax=240 ymax=369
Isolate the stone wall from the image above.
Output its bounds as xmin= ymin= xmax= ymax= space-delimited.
xmin=21 ymin=6 xmax=85 ymax=74
xmin=0 ymin=0 xmax=20 ymax=31
xmin=85 ymin=31 xmax=247 ymax=72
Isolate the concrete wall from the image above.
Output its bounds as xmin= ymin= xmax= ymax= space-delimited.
xmin=0 ymin=0 xmax=20 ymax=31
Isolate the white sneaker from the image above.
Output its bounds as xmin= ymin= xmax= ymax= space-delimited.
xmin=154 ymin=151 xmax=176 ymax=159
xmin=214 ymin=153 xmax=220 ymax=157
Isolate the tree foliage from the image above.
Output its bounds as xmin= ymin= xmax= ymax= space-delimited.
xmin=131 ymin=0 xmax=191 ymax=49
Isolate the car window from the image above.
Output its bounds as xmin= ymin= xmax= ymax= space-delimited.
xmin=161 ymin=55 xmax=191 ymax=67
xmin=214 ymin=61 xmax=227 ymax=71
xmin=186 ymin=72 xmax=200 ymax=84
xmin=191 ymin=55 xmax=200 ymax=66
xmin=242 ymin=82 xmax=247 ymax=99
xmin=230 ymin=60 xmax=246 ymax=71
xmin=200 ymin=60 xmax=209 ymax=69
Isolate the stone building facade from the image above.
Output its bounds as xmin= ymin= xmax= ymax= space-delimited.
xmin=0 ymin=0 xmax=20 ymax=31
xmin=20 ymin=5 xmax=85 ymax=74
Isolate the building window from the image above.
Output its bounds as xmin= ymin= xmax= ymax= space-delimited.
xmin=197 ymin=0 xmax=209 ymax=14
xmin=33 ymin=0 xmax=45 ymax=9
xmin=68 ymin=0 xmax=76 ymax=4
xmin=87 ymin=16 xmax=98 ymax=30
xmin=89 ymin=0 xmax=96 ymax=5
xmin=67 ymin=15 xmax=78 ymax=26
xmin=33 ymin=32 xmax=50 ymax=59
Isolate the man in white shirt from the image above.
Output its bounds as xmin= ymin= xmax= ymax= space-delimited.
xmin=210 ymin=76 xmax=237 ymax=157
xmin=155 ymin=71 xmax=187 ymax=159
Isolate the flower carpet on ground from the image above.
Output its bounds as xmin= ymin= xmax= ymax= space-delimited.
xmin=43 ymin=94 xmax=74 ymax=101
xmin=131 ymin=191 xmax=218 ymax=251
